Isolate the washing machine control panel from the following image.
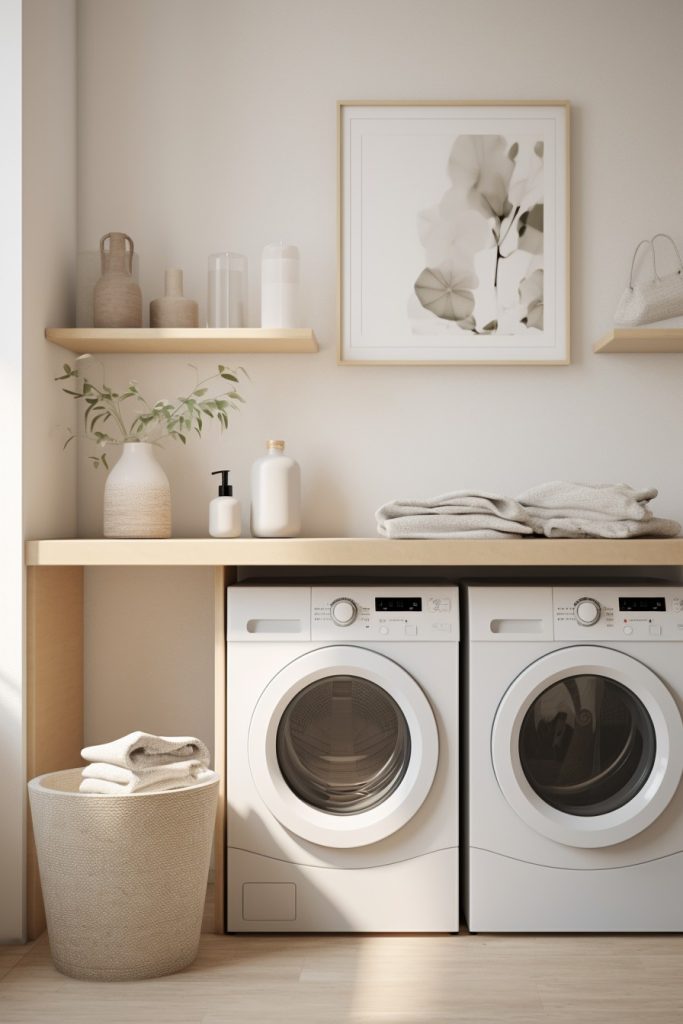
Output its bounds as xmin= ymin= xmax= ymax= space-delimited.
xmin=312 ymin=586 xmax=459 ymax=642
xmin=554 ymin=587 xmax=683 ymax=641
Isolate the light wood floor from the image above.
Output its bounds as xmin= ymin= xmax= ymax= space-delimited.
xmin=1 ymin=902 xmax=682 ymax=1023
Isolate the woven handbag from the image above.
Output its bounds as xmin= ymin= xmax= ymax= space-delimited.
xmin=614 ymin=233 xmax=683 ymax=327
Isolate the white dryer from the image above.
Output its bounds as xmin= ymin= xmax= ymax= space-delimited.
xmin=465 ymin=585 xmax=683 ymax=932
xmin=227 ymin=584 xmax=458 ymax=932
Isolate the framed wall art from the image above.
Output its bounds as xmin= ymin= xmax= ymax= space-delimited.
xmin=338 ymin=101 xmax=570 ymax=365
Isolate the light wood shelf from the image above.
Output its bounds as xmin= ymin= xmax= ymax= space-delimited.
xmin=25 ymin=537 xmax=683 ymax=567
xmin=594 ymin=328 xmax=683 ymax=353
xmin=45 ymin=327 xmax=319 ymax=355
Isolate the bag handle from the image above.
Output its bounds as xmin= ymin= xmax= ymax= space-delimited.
xmin=628 ymin=234 xmax=683 ymax=289
xmin=651 ymin=233 xmax=683 ymax=279
xmin=628 ymin=239 xmax=653 ymax=290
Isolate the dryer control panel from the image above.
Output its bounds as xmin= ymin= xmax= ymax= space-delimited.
xmin=312 ymin=586 xmax=459 ymax=642
xmin=553 ymin=587 xmax=683 ymax=642
xmin=468 ymin=585 xmax=683 ymax=643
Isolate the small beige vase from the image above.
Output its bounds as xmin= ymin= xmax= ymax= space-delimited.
xmin=150 ymin=268 xmax=199 ymax=328
xmin=103 ymin=442 xmax=171 ymax=538
xmin=93 ymin=232 xmax=143 ymax=328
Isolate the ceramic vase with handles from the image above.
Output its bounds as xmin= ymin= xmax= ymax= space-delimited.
xmin=103 ymin=443 xmax=171 ymax=538
xmin=94 ymin=232 xmax=143 ymax=328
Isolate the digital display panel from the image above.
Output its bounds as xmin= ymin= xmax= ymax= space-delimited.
xmin=375 ymin=597 xmax=422 ymax=612
xmin=619 ymin=597 xmax=666 ymax=612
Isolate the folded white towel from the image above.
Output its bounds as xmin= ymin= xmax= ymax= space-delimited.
xmin=527 ymin=515 xmax=681 ymax=539
xmin=517 ymin=481 xmax=680 ymax=538
xmin=517 ymin=482 xmax=658 ymax=521
xmin=81 ymin=731 xmax=210 ymax=771
xmin=376 ymin=492 xmax=532 ymax=539
xmin=79 ymin=759 xmax=214 ymax=795
xmin=377 ymin=515 xmax=531 ymax=539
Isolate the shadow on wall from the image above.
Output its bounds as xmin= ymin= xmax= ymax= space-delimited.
xmin=303 ymin=460 xmax=353 ymax=537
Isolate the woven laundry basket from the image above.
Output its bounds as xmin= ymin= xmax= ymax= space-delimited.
xmin=28 ymin=767 xmax=218 ymax=981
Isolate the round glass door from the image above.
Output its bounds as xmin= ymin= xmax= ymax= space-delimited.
xmin=249 ymin=646 xmax=439 ymax=848
xmin=276 ymin=675 xmax=411 ymax=814
xmin=519 ymin=674 xmax=656 ymax=817
xmin=492 ymin=646 xmax=683 ymax=848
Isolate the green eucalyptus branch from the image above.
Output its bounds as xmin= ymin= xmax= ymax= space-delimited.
xmin=56 ymin=360 xmax=248 ymax=468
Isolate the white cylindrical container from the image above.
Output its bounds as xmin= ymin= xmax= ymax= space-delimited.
xmin=207 ymin=252 xmax=247 ymax=327
xmin=261 ymin=243 xmax=300 ymax=328
xmin=250 ymin=440 xmax=301 ymax=537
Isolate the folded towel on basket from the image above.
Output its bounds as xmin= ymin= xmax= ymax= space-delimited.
xmin=79 ymin=760 xmax=214 ymax=795
xmin=517 ymin=482 xmax=681 ymax=539
xmin=79 ymin=730 xmax=212 ymax=794
xmin=376 ymin=492 xmax=533 ymax=539
xmin=81 ymin=730 xmax=210 ymax=771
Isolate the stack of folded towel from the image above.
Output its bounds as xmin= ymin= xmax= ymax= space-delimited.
xmin=79 ymin=730 xmax=214 ymax=795
xmin=517 ymin=481 xmax=681 ymax=539
xmin=376 ymin=491 xmax=534 ymax=539
xmin=376 ymin=482 xmax=681 ymax=540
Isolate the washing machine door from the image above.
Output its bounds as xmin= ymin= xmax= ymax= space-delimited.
xmin=248 ymin=646 xmax=439 ymax=848
xmin=491 ymin=645 xmax=683 ymax=848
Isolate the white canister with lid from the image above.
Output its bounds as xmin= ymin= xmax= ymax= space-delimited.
xmin=261 ymin=243 xmax=299 ymax=328
xmin=250 ymin=440 xmax=301 ymax=537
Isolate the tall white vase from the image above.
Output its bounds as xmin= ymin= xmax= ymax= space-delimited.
xmin=103 ymin=443 xmax=171 ymax=539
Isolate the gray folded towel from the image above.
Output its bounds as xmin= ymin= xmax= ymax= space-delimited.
xmin=517 ymin=482 xmax=681 ymax=539
xmin=525 ymin=515 xmax=681 ymax=540
xmin=376 ymin=482 xmax=681 ymax=540
xmin=376 ymin=492 xmax=532 ymax=539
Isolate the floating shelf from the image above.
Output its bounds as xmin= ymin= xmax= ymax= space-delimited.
xmin=25 ymin=537 xmax=683 ymax=567
xmin=594 ymin=328 xmax=683 ymax=354
xmin=45 ymin=327 xmax=319 ymax=355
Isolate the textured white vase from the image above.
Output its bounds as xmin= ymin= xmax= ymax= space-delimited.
xmin=103 ymin=443 xmax=171 ymax=539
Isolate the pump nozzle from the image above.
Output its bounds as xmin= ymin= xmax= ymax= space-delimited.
xmin=211 ymin=469 xmax=233 ymax=496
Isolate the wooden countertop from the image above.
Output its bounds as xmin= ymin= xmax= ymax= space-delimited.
xmin=24 ymin=537 xmax=683 ymax=567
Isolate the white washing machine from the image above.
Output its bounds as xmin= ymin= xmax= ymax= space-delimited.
xmin=465 ymin=585 xmax=683 ymax=932
xmin=226 ymin=584 xmax=458 ymax=932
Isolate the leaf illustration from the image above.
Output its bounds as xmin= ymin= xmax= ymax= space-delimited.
xmin=414 ymin=264 xmax=477 ymax=321
xmin=519 ymin=269 xmax=544 ymax=330
xmin=518 ymin=203 xmax=544 ymax=255
xmin=448 ymin=135 xmax=515 ymax=221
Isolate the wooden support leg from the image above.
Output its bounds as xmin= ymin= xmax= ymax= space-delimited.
xmin=26 ymin=566 xmax=84 ymax=940
xmin=213 ymin=566 xmax=235 ymax=935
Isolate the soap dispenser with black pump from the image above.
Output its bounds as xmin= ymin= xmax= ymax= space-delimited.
xmin=209 ymin=470 xmax=241 ymax=538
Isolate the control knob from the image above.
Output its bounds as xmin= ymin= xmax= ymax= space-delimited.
xmin=331 ymin=598 xmax=358 ymax=626
xmin=574 ymin=597 xmax=601 ymax=627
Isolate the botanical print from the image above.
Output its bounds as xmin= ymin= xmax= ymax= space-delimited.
xmin=411 ymin=134 xmax=544 ymax=337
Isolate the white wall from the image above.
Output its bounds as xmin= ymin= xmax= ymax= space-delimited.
xmin=23 ymin=0 xmax=78 ymax=542
xmin=76 ymin=2 xmax=683 ymax=746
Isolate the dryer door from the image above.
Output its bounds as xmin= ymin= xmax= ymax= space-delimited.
xmin=491 ymin=646 xmax=683 ymax=848
xmin=248 ymin=646 xmax=439 ymax=848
